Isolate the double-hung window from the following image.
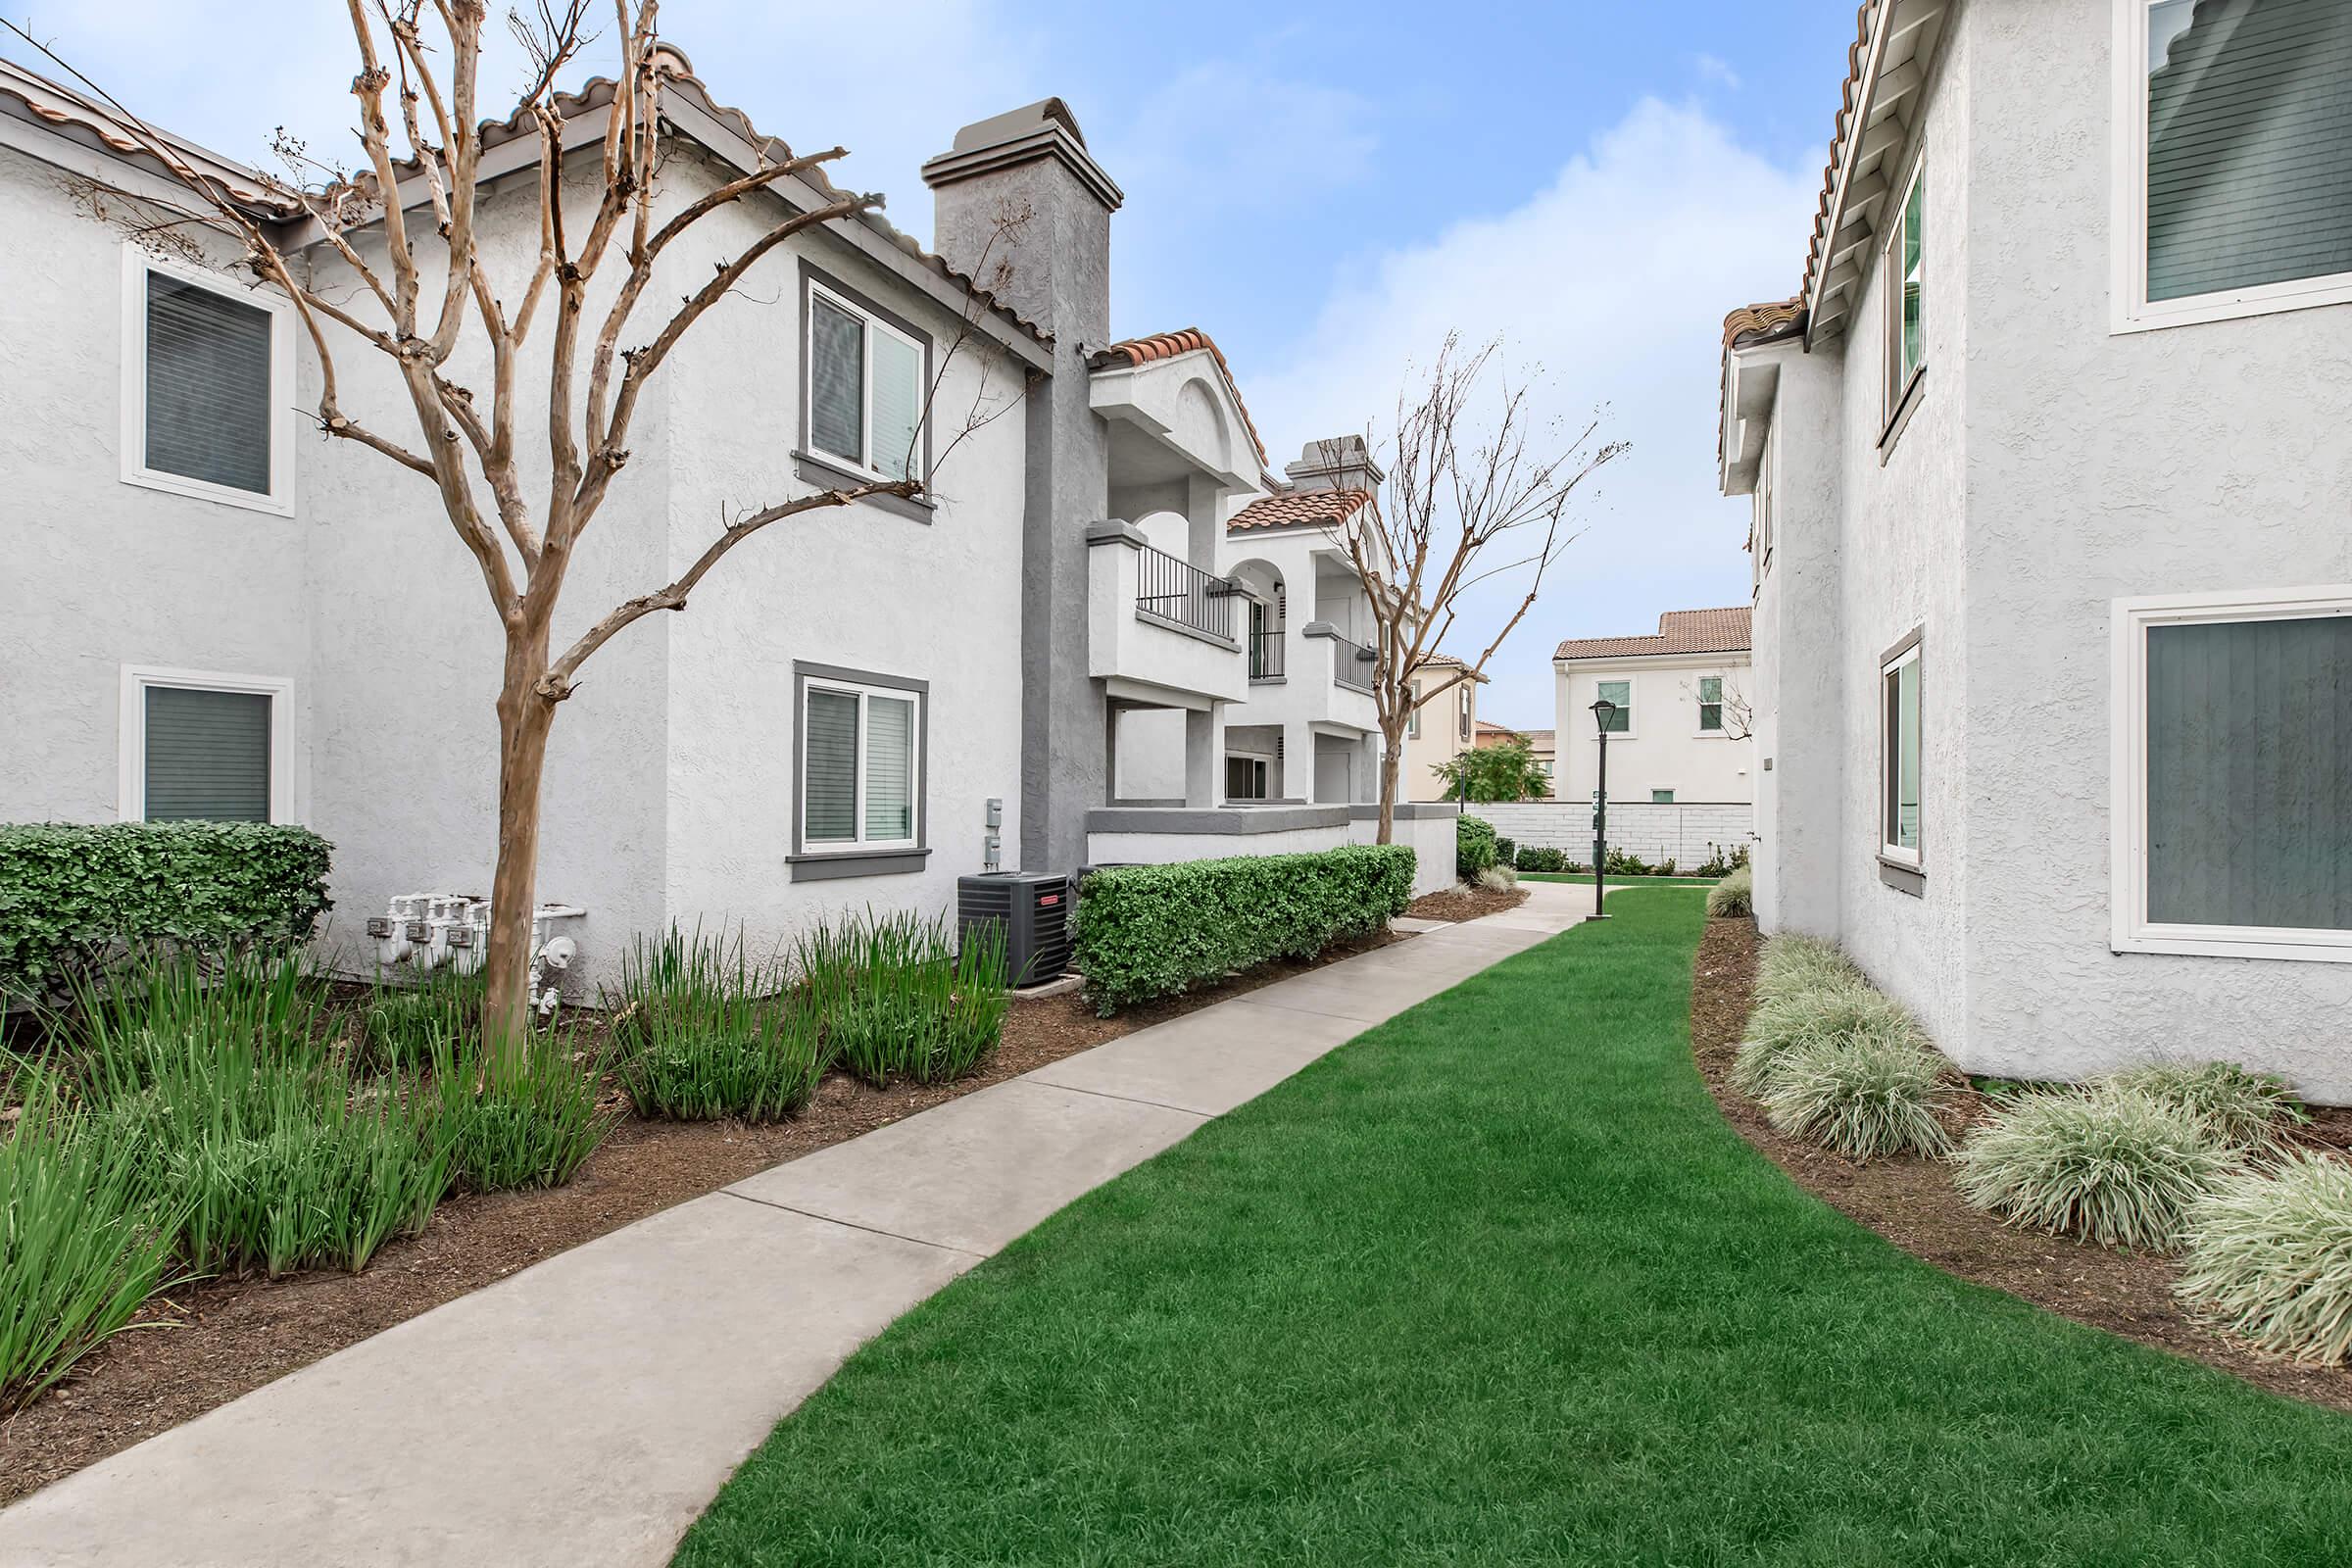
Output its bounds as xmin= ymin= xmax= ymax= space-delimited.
xmin=2115 ymin=0 xmax=2352 ymax=330
xmin=806 ymin=279 xmax=927 ymax=482
xmin=1882 ymin=634 xmax=1924 ymax=867
xmin=1407 ymin=680 xmax=1422 ymax=739
xmin=798 ymin=670 xmax=924 ymax=868
xmin=1698 ymin=676 xmax=1725 ymax=733
xmin=119 ymin=665 xmax=294 ymax=822
xmin=1883 ymin=155 xmax=1927 ymax=423
xmin=121 ymin=248 xmax=295 ymax=514
xmin=2112 ymin=587 xmax=2352 ymax=959
xmin=1596 ymin=679 xmax=1631 ymax=734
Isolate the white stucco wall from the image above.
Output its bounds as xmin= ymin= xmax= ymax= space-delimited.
xmin=1552 ymin=656 xmax=1755 ymax=807
xmin=1477 ymin=801 xmax=1752 ymax=871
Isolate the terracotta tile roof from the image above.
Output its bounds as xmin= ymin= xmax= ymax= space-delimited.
xmin=1553 ymin=607 xmax=1752 ymax=662
xmin=1724 ymin=298 xmax=1805 ymax=349
xmin=1474 ymin=719 xmax=1521 ymax=744
xmin=1518 ymin=728 xmax=1556 ymax=751
xmin=0 ymin=58 xmax=301 ymax=219
xmin=1088 ymin=328 xmax=1270 ymax=466
xmin=1226 ymin=487 xmax=1374 ymax=532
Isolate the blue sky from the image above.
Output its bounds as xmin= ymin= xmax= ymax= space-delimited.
xmin=5 ymin=1 xmax=1854 ymax=727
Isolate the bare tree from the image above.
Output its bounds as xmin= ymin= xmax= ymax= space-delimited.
xmin=1679 ymin=673 xmax=1755 ymax=741
xmin=8 ymin=1 xmax=1025 ymax=1066
xmin=1321 ymin=334 xmax=1625 ymax=843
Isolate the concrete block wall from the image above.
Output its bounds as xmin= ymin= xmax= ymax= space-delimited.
xmin=1474 ymin=802 xmax=1752 ymax=871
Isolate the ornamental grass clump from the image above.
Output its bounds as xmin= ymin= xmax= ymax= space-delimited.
xmin=1753 ymin=934 xmax=1864 ymax=1002
xmin=1705 ymin=863 xmax=1753 ymax=918
xmin=1757 ymin=1034 xmax=1953 ymax=1159
xmin=0 ymin=1083 xmax=180 ymax=1415
xmin=1734 ymin=982 xmax=1922 ymax=1099
xmin=1952 ymin=1087 xmax=2233 ymax=1251
xmin=2177 ymin=1153 xmax=2352 ymax=1364
xmin=431 ymin=1027 xmax=613 ymax=1192
xmin=607 ymin=927 xmax=828 ymax=1122
xmin=2108 ymin=1060 xmax=2307 ymax=1149
xmin=798 ymin=912 xmax=1007 ymax=1086
xmin=360 ymin=963 xmax=488 ymax=1075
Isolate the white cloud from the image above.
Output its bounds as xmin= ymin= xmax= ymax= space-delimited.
xmin=1695 ymin=53 xmax=1742 ymax=91
xmin=1245 ymin=98 xmax=1814 ymax=728
xmin=1102 ymin=62 xmax=1377 ymax=213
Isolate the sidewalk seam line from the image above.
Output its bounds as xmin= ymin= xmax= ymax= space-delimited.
xmin=718 ymin=1191 xmax=993 ymax=1260
xmin=1017 ymin=1077 xmax=1218 ymax=1118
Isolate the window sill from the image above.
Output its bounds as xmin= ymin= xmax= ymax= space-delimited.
xmin=2113 ymin=274 xmax=2352 ymax=335
xmin=121 ymin=466 xmax=295 ymax=518
xmin=787 ymin=846 xmax=932 ymax=882
xmin=1878 ymin=366 xmax=1927 ymax=461
xmin=791 ymin=450 xmax=935 ymax=524
xmin=2113 ymin=928 xmax=2352 ymax=965
xmin=1878 ymin=854 xmax=1925 ymax=897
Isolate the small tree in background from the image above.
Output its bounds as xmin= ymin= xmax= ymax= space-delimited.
xmin=1433 ymin=737 xmax=1551 ymax=804
xmin=1322 ymin=334 xmax=1625 ymax=843
xmin=9 ymin=2 xmax=1025 ymax=1068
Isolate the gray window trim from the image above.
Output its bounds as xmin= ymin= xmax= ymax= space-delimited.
xmin=1880 ymin=624 xmax=1925 ymax=880
xmin=789 ymin=660 xmax=931 ymax=882
xmin=797 ymin=260 xmax=937 ymax=525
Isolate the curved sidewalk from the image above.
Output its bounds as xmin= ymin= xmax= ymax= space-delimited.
xmin=0 ymin=882 xmax=1591 ymax=1568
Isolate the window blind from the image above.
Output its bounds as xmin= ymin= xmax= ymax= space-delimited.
xmin=2146 ymin=0 xmax=2352 ymax=301
xmin=145 ymin=272 xmax=272 ymax=495
xmin=145 ymin=685 xmax=271 ymax=821
xmin=870 ymin=331 xmax=922 ymax=481
xmin=805 ymin=688 xmax=858 ymax=842
xmin=2145 ymin=614 xmax=2352 ymax=930
xmin=809 ymin=298 xmax=864 ymax=465
xmin=863 ymin=694 xmax=914 ymax=842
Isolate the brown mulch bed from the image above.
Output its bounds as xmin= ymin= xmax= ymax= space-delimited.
xmin=1405 ymin=884 xmax=1530 ymax=922
xmin=1690 ymin=913 xmax=2352 ymax=1414
xmin=0 ymin=928 xmax=1404 ymax=1505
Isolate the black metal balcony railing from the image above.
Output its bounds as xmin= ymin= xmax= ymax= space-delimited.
xmin=1135 ymin=544 xmax=1237 ymax=642
xmin=1331 ymin=633 xmax=1377 ymax=694
xmin=1250 ymin=628 xmax=1286 ymax=680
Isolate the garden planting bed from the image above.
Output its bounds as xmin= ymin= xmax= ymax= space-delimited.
xmin=0 ymin=926 xmax=1403 ymax=1507
xmin=1689 ymin=913 xmax=2352 ymax=1414
xmin=1404 ymin=883 xmax=1531 ymax=923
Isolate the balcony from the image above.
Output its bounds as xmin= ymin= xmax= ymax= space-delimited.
xmin=1249 ymin=627 xmax=1286 ymax=681
xmin=1298 ymin=621 xmax=1381 ymax=729
xmin=1086 ymin=520 xmax=1249 ymax=710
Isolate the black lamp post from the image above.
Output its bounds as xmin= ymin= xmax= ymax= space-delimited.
xmin=1589 ymin=697 xmax=1616 ymax=920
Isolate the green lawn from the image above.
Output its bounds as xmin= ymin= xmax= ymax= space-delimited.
xmin=1519 ymin=870 xmax=1720 ymax=886
xmin=676 ymin=889 xmax=2352 ymax=1567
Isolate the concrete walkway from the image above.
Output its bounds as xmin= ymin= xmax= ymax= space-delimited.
xmin=0 ymin=882 xmax=1592 ymax=1568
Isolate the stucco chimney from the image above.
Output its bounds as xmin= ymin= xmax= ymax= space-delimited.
xmin=1285 ymin=436 xmax=1386 ymax=495
xmin=921 ymin=99 xmax=1121 ymax=347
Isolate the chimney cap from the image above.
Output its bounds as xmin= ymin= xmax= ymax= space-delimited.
xmin=923 ymin=96 xmax=1122 ymax=212
xmin=1286 ymin=434 xmax=1386 ymax=490
xmin=950 ymin=98 xmax=1087 ymax=154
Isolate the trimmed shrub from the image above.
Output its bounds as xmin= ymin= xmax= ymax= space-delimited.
xmin=432 ymin=1028 xmax=613 ymax=1192
xmin=1757 ymin=1034 xmax=1953 ymax=1158
xmin=0 ymin=1083 xmax=179 ymax=1415
xmin=1074 ymin=845 xmax=1416 ymax=1015
xmin=1705 ymin=863 xmax=1753 ymax=917
xmin=608 ymin=928 xmax=829 ymax=1121
xmin=2108 ymin=1060 xmax=2306 ymax=1149
xmin=1493 ymin=835 xmax=1516 ymax=865
xmin=2178 ymin=1153 xmax=2352 ymax=1364
xmin=1953 ymin=1088 xmax=2232 ymax=1251
xmin=1735 ymin=981 xmax=1921 ymax=1098
xmin=1693 ymin=842 xmax=1751 ymax=878
xmin=1455 ymin=816 xmax=1498 ymax=882
xmin=1514 ymin=846 xmax=1567 ymax=873
xmin=800 ymin=912 xmax=1008 ymax=1086
xmin=0 ymin=822 xmax=332 ymax=1001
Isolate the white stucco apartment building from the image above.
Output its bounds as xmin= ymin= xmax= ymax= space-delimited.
xmin=1551 ymin=608 xmax=1754 ymax=808
xmin=1718 ymin=0 xmax=2352 ymax=1097
xmin=0 ymin=51 xmax=1460 ymax=988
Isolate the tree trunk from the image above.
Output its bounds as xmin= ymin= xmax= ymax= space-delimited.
xmin=483 ymin=634 xmax=557 ymax=1075
xmin=1375 ymin=722 xmax=1403 ymax=845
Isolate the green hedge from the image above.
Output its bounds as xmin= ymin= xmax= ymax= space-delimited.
xmin=1455 ymin=816 xmax=1498 ymax=882
xmin=0 ymin=823 xmax=333 ymax=1000
xmin=1073 ymin=845 xmax=1416 ymax=1015
xmin=1515 ymin=845 xmax=1567 ymax=873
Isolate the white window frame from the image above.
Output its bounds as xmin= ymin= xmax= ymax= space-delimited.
xmin=118 ymin=663 xmax=299 ymax=823
xmin=1880 ymin=639 xmax=1923 ymax=868
xmin=1882 ymin=148 xmax=1928 ymax=428
xmin=120 ymin=245 xmax=298 ymax=517
xmin=805 ymin=279 xmax=928 ymax=483
xmin=800 ymin=676 xmax=922 ymax=854
xmin=1695 ymin=674 xmax=1727 ymax=736
xmin=1594 ymin=676 xmax=1636 ymax=739
xmin=1406 ymin=679 xmax=1421 ymax=739
xmin=2110 ymin=0 xmax=2352 ymax=334
xmin=2109 ymin=584 xmax=2352 ymax=961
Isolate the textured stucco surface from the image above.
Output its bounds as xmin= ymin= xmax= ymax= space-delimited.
xmin=1745 ymin=0 xmax=2352 ymax=1100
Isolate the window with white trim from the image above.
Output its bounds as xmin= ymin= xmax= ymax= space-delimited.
xmin=1456 ymin=685 xmax=1472 ymax=742
xmin=806 ymin=280 xmax=926 ymax=482
xmin=801 ymin=676 xmax=921 ymax=852
xmin=1596 ymin=679 xmax=1631 ymax=734
xmin=1698 ymin=676 xmax=1725 ymax=733
xmin=2116 ymin=0 xmax=2352 ymax=331
xmin=2113 ymin=587 xmax=2352 ymax=959
xmin=1883 ymin=155 xmax=1926 ymax=421
xmin=1882 ymin=636 xmax=1923 ymax=865
xmin=121 ymin=248 xmax=295 ymax=514
xmin=1224 ymin=755 xmax=1269 ymax=801
xmin=119 ymin=666 xmax=294 ymax=823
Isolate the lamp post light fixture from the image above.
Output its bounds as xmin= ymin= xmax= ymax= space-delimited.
xmin=1589 ymin=697 xmax=1617 ymax=920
